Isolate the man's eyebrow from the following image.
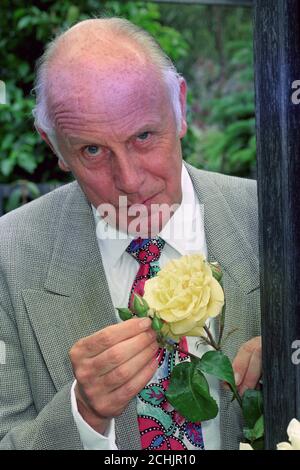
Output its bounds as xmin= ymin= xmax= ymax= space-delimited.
xmin=129 ymin=122 xmax=161 ymax=138
xmin=66 ymin=123 xmax=160 ymax=145
xmin=67 ymin=136 xmax=93 ymax=145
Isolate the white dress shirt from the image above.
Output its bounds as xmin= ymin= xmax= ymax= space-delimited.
xmin=71 ymin=164 xmax=221 ymax=450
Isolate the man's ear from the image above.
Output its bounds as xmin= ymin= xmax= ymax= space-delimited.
xmin=178 ymin=78 xmax=188 ymax=139
xmin=36 ymin=126 xmax=70 ymax=172
xmin=57 ymin=158 xmax=70 ymax=172
xmin=36 ymin=126 xmax=56 ymax=154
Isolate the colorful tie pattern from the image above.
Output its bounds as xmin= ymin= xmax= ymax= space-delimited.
xmin=126 ymin=237 xmax=204 ymax=450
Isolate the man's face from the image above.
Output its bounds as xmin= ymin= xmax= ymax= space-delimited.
xmin=46 ymin=65 xmax=187 ymax=236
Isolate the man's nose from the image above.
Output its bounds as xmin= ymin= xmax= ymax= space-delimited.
xmin=113 ymin=151 xmax=144 ymax=194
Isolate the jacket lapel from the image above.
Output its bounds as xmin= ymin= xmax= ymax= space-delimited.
xmin=22 ymin=181 xmax=141 ymax=450
xmin=185 ymin=163 xmax=259 ymax=294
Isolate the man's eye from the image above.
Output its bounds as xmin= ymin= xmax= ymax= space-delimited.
xmin=136 ymin=132 xmax=150 ymax=141
xmin=83 ymin=145 xmax=102 ymax=157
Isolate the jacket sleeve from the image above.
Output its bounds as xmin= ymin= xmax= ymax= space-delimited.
xmin=0 ymin=303 xmax=83 ymax=450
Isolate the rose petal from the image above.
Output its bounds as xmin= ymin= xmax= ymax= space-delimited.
xmin=277 ymin=442 xmax=294 ymax=450
xmin=170 ymin=317 xmax=197 ymax=335
xmin=239 ymin=443 xmax=253 ymax=450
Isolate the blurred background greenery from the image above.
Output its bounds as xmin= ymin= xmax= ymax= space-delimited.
xmin=0 ymin=0 xmax=255 ymax=213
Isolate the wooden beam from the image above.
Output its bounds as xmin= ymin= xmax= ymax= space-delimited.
xmin=147 ymin=0 xmax=252 ymax=6
xmin=254 ymin=0 xmax=300 ymax=449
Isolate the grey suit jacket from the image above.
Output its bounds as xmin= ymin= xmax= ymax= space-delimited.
xmin=0 ymin=164 xmax=260 ymax=449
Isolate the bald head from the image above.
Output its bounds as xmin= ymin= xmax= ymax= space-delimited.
xmin=50 ymin=19 xmax=148 ymax=64
xmin=33 ymin=18 xmax=184 ymax=149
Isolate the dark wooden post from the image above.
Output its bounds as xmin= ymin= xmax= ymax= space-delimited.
xmin=253 ymin=0 xmax=300 ymax=449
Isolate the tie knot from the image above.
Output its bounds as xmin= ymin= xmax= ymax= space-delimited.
xmin=126 ymin=237 xmax=165 ymax=265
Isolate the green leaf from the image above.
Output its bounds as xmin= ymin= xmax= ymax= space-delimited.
xmin=5 ymin=188 xmax=22 ymax=212
xmin=243 ymin=414 xmax=264 ymax=443
xmin=198 ymin=350 xmax=238 ymax=396
xmin=17 ymin=16 xmax=32 ymax=30
xmin=242 ymin=389 xmax=263 ymax=429
xmin=18 ymin=63 xmax=30 ymax=78
xmin=190 ymin=355 xmax=201 ymax=366
xmin=1 ymin=134 xmax=14 ymax=151
xmin=253 ymin=415 xmax=264 ymax=438
xmin=152 ymin=315 xmax=163 ymax=331
xmin=116 ymin=308 xmax=133 ymax=321
xmin=26 ymin=182 xmax=40 ymax=199
xmin=133 ymin=294 xmax=149 ymax=317
xmin=166 ymin=362 xmax=218 ymax=422
xmin=0 ymin=158 xmax=16 ymax=176
xmin=251 ymin=436 xmax=264 ymax=450
xmin=66 ymin=5 xmax=80 ymax=25
xmin=17 ymin=153 xmax=38 ymax=173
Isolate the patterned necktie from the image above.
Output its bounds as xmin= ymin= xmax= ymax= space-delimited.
xmin=126 ymin=237 xmax=204 ymax=450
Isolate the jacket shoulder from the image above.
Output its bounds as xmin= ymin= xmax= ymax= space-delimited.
xmin=187 ymin=165 xmax=258 ymax=214
xmin=186 ymin=164 xmax=259 ymax=255
xmin=0 ymin=181 xmax=79 ymax=233
xmin=0 ymin=182 xmax=82 ymax=300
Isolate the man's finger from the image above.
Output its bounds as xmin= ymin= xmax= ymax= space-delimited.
xmin=232 ymin=336 xmax=262 ymax=387
xmin=90 ymin=330 xmax=158 ymax=376
xmin=113 ymin=356 xmax=159 ymax=406
xmin=101 ymin=341 xmax=159 ymax=391
xmin=75 ymin=317 xmax=152 ymax=357
xmin=238 ymin=348 xmax=262 ymax=396
xmin=232 ymin=345 xmax=253 ymax=387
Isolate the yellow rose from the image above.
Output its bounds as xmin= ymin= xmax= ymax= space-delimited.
xmin=143 ymin=254 xmax=224 ymax=339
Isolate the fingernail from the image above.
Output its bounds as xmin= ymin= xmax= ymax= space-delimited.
xmin=234 ymin=372 xmax=241 ymax=386
xmin=148 ymin=329 xmax=157 ymax=339
xmin=139 ymin=318 xmax=151 ymax=330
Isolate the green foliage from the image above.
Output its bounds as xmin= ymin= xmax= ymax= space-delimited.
xmin=242 ymin=389 xmax=264 ymax=448
xmin=186 ymin=33 xmax=256 ymax=177
xmin=0 ymin=0 xmax=189 ymax=194
xmin=166 ymin=349 xmax=242 ymax=422
xmin=242 ymin=389 xmax=263 ymax=430
xmin=0 ymin=84 xmax=46 ymax=183
xmin=166 ymin=361 xmax=218 ymax=422
xmin=160 ymin=4 xmax=256 ymax=177
xmin=5 ymin=180 xmax=41 ymax=212
xmin=198 ymin=350 xmax=239 ymax=400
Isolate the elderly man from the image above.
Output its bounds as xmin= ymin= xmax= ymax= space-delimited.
xmin=0 ymin=18 xmax=261 ymax=450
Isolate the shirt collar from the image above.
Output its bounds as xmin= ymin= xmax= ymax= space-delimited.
xmin=92 ymin=163 xmax=200 ymax=265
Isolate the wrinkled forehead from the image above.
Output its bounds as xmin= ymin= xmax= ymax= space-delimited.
xmin=46 ymin=59 xmax=171 ymax=135
xmin=49 ymin=64 xmax=162 ymax=108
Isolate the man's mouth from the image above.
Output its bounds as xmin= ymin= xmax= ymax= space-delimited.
xmin=142 ymin=191 xmax=160 ymax=205
xmin=117 ymin=191 xmax=162 ymax=209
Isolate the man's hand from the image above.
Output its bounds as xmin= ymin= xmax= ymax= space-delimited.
xmin=69 ymin=317 xmax=159 ymax=434
xmin=231 ymin=336 xmax=262 ymax=396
